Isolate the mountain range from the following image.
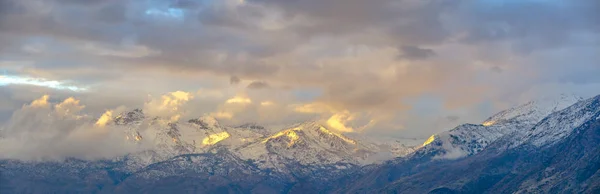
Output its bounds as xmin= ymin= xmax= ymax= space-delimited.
xmin=1 ymin=93 xmax=599 ymax=194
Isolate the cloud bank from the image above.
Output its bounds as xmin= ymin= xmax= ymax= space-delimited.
xmin=0 ymin=0 xmax=599 ymax=143
xmin=0 ymin=96 xmax=152 ymax=161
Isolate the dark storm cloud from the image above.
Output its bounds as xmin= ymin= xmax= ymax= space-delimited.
xmin=490 ymin=66 xmax=503 ymax=73
xmin=458 ymin=0 xmax=600 ymax=52
xmin=1 ymin=0 xmax=596 ymax=76
xmin=171 ymin=0 xmax=201 ymax=9
xmin=0 ymin=0 xmax=22 ymax=31
xmin=248 ymin=0 xmax=458 ymax=45
xmin=2 ymin=0 xmax=598 ymax=52
xmin=230 ymin=76 xmax=241 ymax=85
xmin=94 ymin=3 xmax=127 ymax=23
xmin=398 ymin=46 xmax=436 ymax=60
xmin=55 ymin=0 xmax=108 ymax=5
xmin=247 ymin=81 xmax=270 ymax=89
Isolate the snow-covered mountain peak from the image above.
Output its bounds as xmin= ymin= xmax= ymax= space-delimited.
xmin=234 ymin=122 xmax=379 ymax=171
xmin=516 ymin=94 xmax=600 ymax=147
xmin=236 ymin=123 xmax=266 ymax=130
xmin=114 ymin=109 xmax=145 ymax=125
xmin=420 ymin=94 xmax=584 ymax=160
xmin=233 ymin=123 xmax=270 ymax=136
xmin=421 ymin=124 xmax=498 ymax=159
xmin=261 ymin=126 xmax=301 ymax=144
xmin=482 ymin=93 xmax=583 ymax=127
xmin=187 ymin=115 xmax=221 ymax=129
xmin=259 ymin=122 xmax=357 ymax=147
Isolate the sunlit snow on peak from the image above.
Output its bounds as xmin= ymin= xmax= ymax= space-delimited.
xmin=262 ymin=127 xmax=302 ymax=144
xmin=0 ymin=74 xmax=88 ymax=92
xmin=318 ymin=126 xmax=356 ymax=145
xmin=482 ymin=121 xmax=495 ymax=126
xmin=422 ymin=135 xmax=436 ymax=146
xmin=202 ymin=132 xmax=231 ymax=145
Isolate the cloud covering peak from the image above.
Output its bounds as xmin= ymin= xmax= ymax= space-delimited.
xmin=0 ymin=96 xmax=151 ymax=161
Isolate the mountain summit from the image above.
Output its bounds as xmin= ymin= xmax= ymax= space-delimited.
xmin=482 ymin=93 xmax=583 ymax=127
xmin=417 ymin=93 xmax=584 ymax=159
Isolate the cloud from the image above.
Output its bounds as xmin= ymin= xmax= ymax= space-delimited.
xmin=0 ymin=74 xmax=89 ymax=92
xmin=326 ymin=111 xmax=356 ymax=133
xmin=398 ymin=45 xmax=436 ymax=60
xmin=143 ymin=91 xmax=193 ymax=122
xmin=30 ymin=94 xmax=49 ymax=108
xmin=0 ymin=95 xmax=152 ymax=161
xmin=260 ymin=101 xmax=274 ymax=106
xmin=291 ymin=102 xmax=336 ymax=114
xmin=210 ymin=111 xmax=234 ymax=119
xmin=230 ymin=76 xmax=241 ymax=85
xmin=0 ymin=0 xmax=599 ymax=141
xmin=290 ymin=102 xmax=376 ymax=133
xmin=79 ymin=43 xmax=161 ymax=58
xmin=446 ymin=115 xmax=460 ymax=122
xmin=490 ymin=66 xmax=503 ymax=73
xmin=210 ymin=94 xmax=255 ymax=120
xmin=95 ymin=110 xmax=113 ymax=127
xmin=54 ymin=97 xmax=84 ymax=113
xmin=225 ymin=95 xmax=253 ymax=104
xmin=246 ymin=81 xmax=270 ymax=89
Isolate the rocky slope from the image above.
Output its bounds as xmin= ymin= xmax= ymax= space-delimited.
xmin=342 ymin=94 xmax=600 ymax=193
xmin=418 ymin=93 xmax=583 ymax=160
xmin=377 ymin=95 xmax=600 ymax=193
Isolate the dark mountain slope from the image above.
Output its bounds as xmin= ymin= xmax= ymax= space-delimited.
xmin=377 ymin=103 xmax=600 ymax=193
xmin=341 ymin=95 xmax=600 ymax=194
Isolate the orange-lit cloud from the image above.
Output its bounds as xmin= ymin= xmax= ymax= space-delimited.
xmin=95 ymin=110 xmax=113 ymax=127
xmin=211 ymin=111 xmax=234 ymax=119
xmin=144 ymin=91 xmax=193 ymax=122
xmin=260 ymin=101 xmax=274 ymax=106
xmin=291 ymin=102 xmax=369 ymax=133
xmin=208 ymin=94 xmax=254 ymax=120
xmin=291 ymin=102 xmax=336 ymax=114
xmin=326 ymin=111 xmax=356 ymax=133
xmin=54 ymin=97 xmax=85 ymax=117
xmin=225 ymin=95 xmax=252 ymax=104
xmin=30 ymin=95 xmax=50 ymax=108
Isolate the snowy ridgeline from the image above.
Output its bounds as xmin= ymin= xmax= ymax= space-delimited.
xmin=2 ymin=93 xmax=599 ymax=187
xmin=419 ymin=93 xmax=592 ymax=159
xmin=60 ymin=93 xmax=596 ymax=174
xmin=93 ymin=110 xmax=423 ymax=173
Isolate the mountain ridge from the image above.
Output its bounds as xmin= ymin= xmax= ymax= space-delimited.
xmin=341 ymin=94 xmax=600 ymax=193
xmin=1 ymin=94 xmax=598 ymax=194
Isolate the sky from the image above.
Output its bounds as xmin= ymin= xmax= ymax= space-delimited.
xmin=0 ymin=0 xmax=599 ymax=146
